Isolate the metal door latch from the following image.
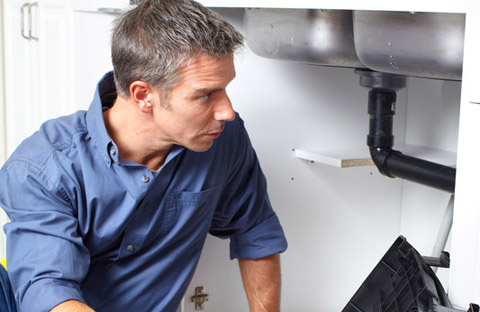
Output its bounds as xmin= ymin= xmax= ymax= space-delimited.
xmin=190 ymin=286 xmax=209 ymax=310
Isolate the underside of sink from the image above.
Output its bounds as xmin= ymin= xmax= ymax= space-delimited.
xmin=353 ymin=11 xmax=465 ymax=80
xmin=244 ymin=8 xmax=365 ymax=68
xmin=244 ymin=8 xmax=465 ymax=80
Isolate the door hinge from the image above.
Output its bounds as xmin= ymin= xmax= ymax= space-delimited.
xmin=190 ymin=286 xmax=209 ymax=311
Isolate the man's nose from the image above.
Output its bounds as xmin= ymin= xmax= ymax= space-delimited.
xmin=214 ymin=91 xmax=236 ymax=122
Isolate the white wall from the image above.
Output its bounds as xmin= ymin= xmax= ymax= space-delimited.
xmin=187 ymin=8 xmax=461 ymax=311
xmin=399 ymin=78 xmax=461 ymax=287
xmin=233 ymin=61 xmax=405 ymax=311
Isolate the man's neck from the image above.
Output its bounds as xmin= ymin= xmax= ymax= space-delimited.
xmin=102 ymin=96 xmax=172 ymax=171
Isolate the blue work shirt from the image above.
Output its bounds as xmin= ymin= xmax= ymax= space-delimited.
xmin=0 ymin=72 xmax=287 ymax=312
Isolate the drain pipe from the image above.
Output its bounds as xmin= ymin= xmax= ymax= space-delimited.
xmin=356 ymin=69 xmax=456 ymax=194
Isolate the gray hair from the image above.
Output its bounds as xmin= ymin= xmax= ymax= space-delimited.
xmin=111 ymin=0 xmax=244 ymax=98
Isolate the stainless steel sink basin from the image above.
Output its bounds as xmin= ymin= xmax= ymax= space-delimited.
xmin=353 ymin=11 xmax=465 ymax=80
xmin=244 ymin=8 xmax=465 ymax=80
xmin=244 ymin=8 xmax=365 ymax=68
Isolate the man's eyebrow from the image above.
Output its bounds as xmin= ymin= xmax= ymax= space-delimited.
xmin=192 ymin=87 xmax=224 ymax=96
xmin=191 ymin=73 xmax=236 ymax=96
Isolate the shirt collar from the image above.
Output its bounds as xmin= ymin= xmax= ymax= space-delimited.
xmin=85 ymin=71 xmax=121 ymax=168
xmin=86 ymin=71 xmax=185 ymax=168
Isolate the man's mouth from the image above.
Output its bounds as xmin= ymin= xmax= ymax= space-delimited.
xmin=203 ymin=125 xmax=225 ymax=137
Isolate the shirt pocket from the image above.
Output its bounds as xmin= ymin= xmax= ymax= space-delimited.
xmin=163 ymin=186 xmax=220 ymax=259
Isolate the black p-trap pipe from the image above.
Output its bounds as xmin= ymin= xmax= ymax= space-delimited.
xmin=370 ymin=147 xmax=456 ymax=193
xmin=357 ymin=69 xmax=456 ymax=194
xmin=367 ymin=88 xmax=456 ymax=193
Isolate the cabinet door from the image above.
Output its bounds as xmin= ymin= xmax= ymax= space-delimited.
xmin=183 ymin=235 xmax=249 ymax=312
xmin=34 ymin=0 xmax=74 ymax=123
xmin=71 ymin=9 xmax=115 ymax=110
xmin=3 ymin=0 xmax=73 ymax=156
xmin=3 ymin=0 xmax=38 ymax=155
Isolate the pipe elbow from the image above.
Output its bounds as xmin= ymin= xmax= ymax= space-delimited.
xmin=369 ymin=147 xmax=398 ymax=178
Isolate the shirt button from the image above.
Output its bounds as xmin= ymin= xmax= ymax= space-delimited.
xmin=110 ymin=147 xmax=117 ymax=156
xmin=141 ymin=175 xmax=149 ymax=183
xmin=143 ymin=204 xmax=149 ymax=211
xmin=127 ymin=245 xmax=135 ymax=252
xmin=105 ymin=157 xmax=111 ymax=165
xmin=104 ymin=263 xmax=112 ymax=270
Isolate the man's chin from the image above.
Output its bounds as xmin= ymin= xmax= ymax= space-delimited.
xmin=184 ymin=140 xmax=215 ymax=153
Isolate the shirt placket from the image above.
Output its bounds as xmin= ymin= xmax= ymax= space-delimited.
xmin=116 ymin=161 xmax=176 ymax=260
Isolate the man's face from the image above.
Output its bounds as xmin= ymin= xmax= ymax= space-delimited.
xmin=152 ymin=53 xmax=236 ymax=152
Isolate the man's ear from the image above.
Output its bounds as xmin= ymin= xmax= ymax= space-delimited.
xmin=129 ymin=81 xmax=153 ymax=113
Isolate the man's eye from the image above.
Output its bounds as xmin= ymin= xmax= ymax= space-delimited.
xmin=200 ymin=93 xmax=212 ymax=101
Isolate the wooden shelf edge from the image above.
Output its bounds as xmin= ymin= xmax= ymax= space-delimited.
xmin=293 ymin=144 xmax=457 ymax=169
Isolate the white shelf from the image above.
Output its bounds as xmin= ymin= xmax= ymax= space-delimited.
xmin=293 ymin=148 xmax=373 ymax=168
xmin=294 ymin=144 xmax=457 ymax=168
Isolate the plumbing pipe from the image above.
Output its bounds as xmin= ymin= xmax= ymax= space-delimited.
xmin=357 ymin=69 xmax=456 ymax=193
xmin=431 ymin=195 xmax=455 ymax=273
xmin=371 ymin=148 xmax=456 ymax=193
xmin=433 ymin=195 xmax=455 ymax=257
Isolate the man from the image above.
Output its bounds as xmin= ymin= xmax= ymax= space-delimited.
xmin=0 ymin=0 xmax=287 ymax=311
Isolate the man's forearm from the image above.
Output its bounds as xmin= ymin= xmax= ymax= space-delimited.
xmin=49 ymin=300 xmax=95 ymax=312
xmin=238 ymin=253 xmax=282 ymax=312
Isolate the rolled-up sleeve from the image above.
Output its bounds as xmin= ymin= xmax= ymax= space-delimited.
xmin=229 ymin=211 xmax=287 ymax=259
xmin=209 ymin=118 xmax=287 ymax=259
xmin=0 ymin=161 xmax=89 ymax=312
